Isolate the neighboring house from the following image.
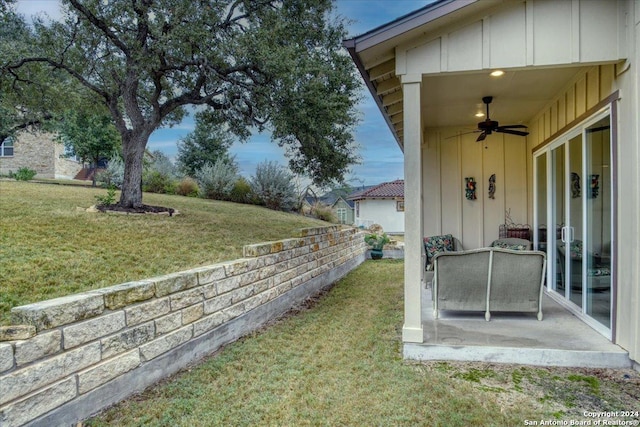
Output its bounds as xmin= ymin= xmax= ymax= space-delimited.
xmin=348 ymin=179 xmax=404 ymax=233
xmin=332 ymin=196 xmax=355 ymax=225
xmin=0 ymin=131 xmax=82 ymax=179
xmin=319 ymin=188 xmax=358 ymax=225
xmin=345 ymin=0 xmax=640 ymax=367
xmin=302 ymin=188 xmax=358 ymax=225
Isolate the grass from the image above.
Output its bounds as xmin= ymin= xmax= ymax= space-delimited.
xmin=0 ymin=181 xmax=327 ymax=324
xmin=4 ymin=182 xmax=638 ymax=425
xmin=85 ymin=260 xmax=639 ymax=426
xmin=87 ymin=260 xmax=534 ymax=426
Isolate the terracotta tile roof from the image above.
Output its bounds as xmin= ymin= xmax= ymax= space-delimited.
xmin=348 ymin=180 xmax=404 ymax=200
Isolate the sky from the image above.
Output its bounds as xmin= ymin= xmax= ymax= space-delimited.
xmin=13 ymin=0 xmax=431 ymax=187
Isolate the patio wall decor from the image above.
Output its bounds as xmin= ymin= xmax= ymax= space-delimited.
xmin=0 ymin=226 xmax=366 ymax=427
xmin=465 ymin=177 xmax=477 ymax=200
xmin=488 ymin=174 xmax=496 ymax=199
xmin=590 ymin=174 xmax=600 ymax=198
xmin=571 ymin=172 xmax=581 ymax=198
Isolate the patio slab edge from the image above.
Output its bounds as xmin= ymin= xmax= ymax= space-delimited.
xmin=403 ymin=343 xmax=632 ymax=369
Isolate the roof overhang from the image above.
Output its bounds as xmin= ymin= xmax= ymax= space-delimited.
xmin=344 ymin=0 xmax=626 ymax=150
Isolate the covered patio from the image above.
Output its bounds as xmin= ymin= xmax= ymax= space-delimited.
xmin=406 ymin=286 xmax=631 ymax=368
xmin=345 ymin=0 xmax=640 ymax=369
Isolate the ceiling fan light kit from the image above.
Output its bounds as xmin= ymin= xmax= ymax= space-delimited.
xmin=475 ymin=96 xmax=530 ymax=142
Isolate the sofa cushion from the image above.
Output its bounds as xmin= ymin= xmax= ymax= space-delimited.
xmin=423 ymin=234 xmax=454 ymax=270
xmin=588 ymin=267 xmax=611 ymax=277
xmin=491 ymin=240 xmax=528 ymax=251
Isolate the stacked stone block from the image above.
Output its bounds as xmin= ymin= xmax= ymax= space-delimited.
xmin=0 ymin=226 xmax=366 ymax=427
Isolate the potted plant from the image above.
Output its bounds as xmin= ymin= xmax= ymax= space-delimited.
xmin=365 ymin=232 xmax=390 ymax=260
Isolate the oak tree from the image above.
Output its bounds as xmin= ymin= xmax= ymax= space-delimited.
xmin=2 ymin=0 xmax=360 ymax=208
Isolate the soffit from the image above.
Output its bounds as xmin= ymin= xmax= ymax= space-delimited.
xmin=347 ymin=0 xmax=594 ymax=148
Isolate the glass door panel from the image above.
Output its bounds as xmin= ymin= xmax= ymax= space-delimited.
xmin=568 ymin=135 xmax=583 ymax=308
xmin=585 ymin=117 xmax=612 ymax=328
xmin=551 ymin=145 xmax=565 ymax=295
xmin=535 ymin=153 xmax=547 ymax=254
xmin=550 ymin=134 xmax=583 ymax=306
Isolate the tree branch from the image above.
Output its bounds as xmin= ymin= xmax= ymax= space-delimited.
xmin=6 ymin=57 xmax=110 ymax=101
xmin=67 ymin=0 xmax=130 ymax=56
xmin=0 ymin=114 xmax=53 ymax=143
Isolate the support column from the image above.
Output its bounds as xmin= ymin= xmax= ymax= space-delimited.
xmin=401 ymin=74 xmax=424 ymax=343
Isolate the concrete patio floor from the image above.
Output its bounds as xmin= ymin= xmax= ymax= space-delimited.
xmin=403 ymin=286 xmax=632 ymax=368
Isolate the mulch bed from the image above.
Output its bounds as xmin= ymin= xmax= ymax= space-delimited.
xmin=96 ymin=204 xmax=176 ymax=216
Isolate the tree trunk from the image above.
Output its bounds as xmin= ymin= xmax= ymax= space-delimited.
xmin=119 ymin=133 xmax=147 ymax=208
xmin=91 ymin=156 xmax=99 ymax=188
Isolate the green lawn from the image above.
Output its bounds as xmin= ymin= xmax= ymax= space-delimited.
xmin=86 ymin=260 xmax=638 ymax=426
xmin=0 ymin=181 xmax=327 ymax=324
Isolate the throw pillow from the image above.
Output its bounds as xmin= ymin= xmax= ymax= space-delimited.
xmin=423 ymin=234 xmax=454 ymax=270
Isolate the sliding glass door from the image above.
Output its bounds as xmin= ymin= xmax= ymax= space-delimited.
xmin=535 ymin=110 xmax=612 ymax=337
xmin=584 ymin=117 xmax=612 ymax=327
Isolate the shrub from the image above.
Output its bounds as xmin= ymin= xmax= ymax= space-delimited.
xmin=96 ymin=156 xmax=124 ymax=188
xmin=95 ymin=185 xmax=117 ymax=207
xmin=310 ymin=203 xmax=336 ymax=222
xmin=148 ymin=150 xmax=178 ymax=179
xmin=195 ymin=159 xmax=238 ymax=200
xmin=143 ymin=170 xmax=176 ymax=194
xmin=229 ymin=177 xmax=253 ymax=204
xmin=13 ymin=167 xmax=37 ymax=181
xmin=175 ymin=177 xmax=199 ymax=197
xmin=250 ymin=161 xmax=296 ymax=211
xmin=142 ymin=151 xmax=179 ymax=195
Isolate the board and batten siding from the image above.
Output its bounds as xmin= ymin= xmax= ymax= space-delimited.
xmin=398 ymin=0 xmax=624 ymax=77
xmin=422 ymin=129 xmax=528 ymax=250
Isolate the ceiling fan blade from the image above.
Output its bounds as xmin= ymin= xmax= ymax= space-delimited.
xmin=445 ymin=130 xmax=480 ymax=140
xmin=496 ymin=124 xmax=528 ymax=130
xmin=476 ymin=131 xmax=487 ymax=142
xmin=496 ymin=129 xmax=529 ymax=137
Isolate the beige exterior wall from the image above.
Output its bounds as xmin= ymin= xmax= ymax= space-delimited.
xmin=422 ymin=129 xmax=529 ymax=249
xmin=0 ymin=131 xmax=82 ymax=179
xmin=399 ymin=0 xmax=625 ymax=77
xmin=53 ymin=140 xmax=83 ymax=179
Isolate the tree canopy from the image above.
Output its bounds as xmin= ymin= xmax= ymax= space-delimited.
xmin=56 ymin=110 xmax=121 ymax=185
xmin=2 ymin=0 xmax=361 ymax=208
xmin=176 ymin=113 xmax=234 ymax=178
xmin=0 ymin=9 xmax=61 ymax=142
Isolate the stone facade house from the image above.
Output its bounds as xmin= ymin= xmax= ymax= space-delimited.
xmin=0 ymin=131 xmax=82 ymax=179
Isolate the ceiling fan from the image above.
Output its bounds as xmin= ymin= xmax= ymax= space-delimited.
xmin=474 ymin=96 xmax=529 ymax=142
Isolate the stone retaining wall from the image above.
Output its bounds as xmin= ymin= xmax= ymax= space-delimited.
xmin=0 ymin=226 xmax=366 ymax=427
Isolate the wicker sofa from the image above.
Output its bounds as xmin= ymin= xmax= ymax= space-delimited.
xmin=432 ymin=247 xmax=547 ymax=321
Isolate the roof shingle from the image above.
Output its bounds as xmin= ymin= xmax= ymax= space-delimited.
xmin=348 ymin=180 xmax=404 ymax=200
